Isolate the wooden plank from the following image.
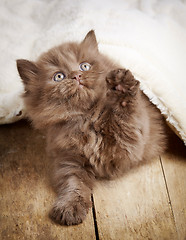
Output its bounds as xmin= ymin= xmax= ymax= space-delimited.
xmin=160 ymin=136 xmax=186 ymax=240
xmin=93 ymin=157 xmax=178 ymax=240
xmin=0 ymin=121 xmax=96 ymax=240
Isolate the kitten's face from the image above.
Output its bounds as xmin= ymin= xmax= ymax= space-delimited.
xmin=38 ymin=39 xmax=105 ymax=107
xmin=17 ymin=31 xmax=116 ymax=127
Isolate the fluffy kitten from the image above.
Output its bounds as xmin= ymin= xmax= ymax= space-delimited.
xmin=17 ymin=30 xmax=167 ymax=225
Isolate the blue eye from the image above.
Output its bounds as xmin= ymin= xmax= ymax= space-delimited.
xmin=79 ymin=62 xmax=91 ymax=71
xmin=53 ymin=72 xmax=66 ymax=82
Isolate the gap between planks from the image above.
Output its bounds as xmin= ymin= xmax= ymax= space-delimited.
xmin=159 ymin=155 xmax=178 ymax=238
xmin=91 ymin=194 xmax=100 ymax=240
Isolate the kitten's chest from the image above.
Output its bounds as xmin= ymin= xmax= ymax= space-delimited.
xmin=49 ymin=118 xmax=126 ymax=178
xmin=75 ymin=120 xmax=103 ymax=157
xmin=75 ymin=118 xmax=120 ymax=164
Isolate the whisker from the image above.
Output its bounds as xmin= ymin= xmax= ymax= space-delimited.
xmin=89 ymin=70 xmax=105 ymax=74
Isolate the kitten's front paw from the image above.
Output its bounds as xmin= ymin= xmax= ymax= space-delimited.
xmin=50 ymin=196 xmax=91 ymax=226
xmin=106 ymin=69 xmax=140 ymax=97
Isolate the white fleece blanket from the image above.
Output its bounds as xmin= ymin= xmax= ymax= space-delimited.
xmin=1 ymin=0 xmax=186 ymax=144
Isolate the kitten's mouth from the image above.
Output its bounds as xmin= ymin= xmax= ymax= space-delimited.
xmin=72 ymin=74 xmax=84 ymax=88
xmin=74 ymin=78 xmax=85 ymax=89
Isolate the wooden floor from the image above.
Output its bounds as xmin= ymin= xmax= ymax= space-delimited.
xmin=0 ymin=121 xmax=186 ymax=240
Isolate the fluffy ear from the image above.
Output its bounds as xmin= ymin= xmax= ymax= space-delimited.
xmin=81 ymin=30 xmax=98 ymax=52
xmin=16 ymin=59 xmax=38 ymax=84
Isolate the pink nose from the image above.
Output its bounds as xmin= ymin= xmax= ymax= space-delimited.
xmin=72 ymin=74 xmax=81 ymax=81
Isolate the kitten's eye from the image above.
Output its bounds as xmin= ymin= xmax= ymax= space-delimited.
xmin=79 ymin=62 xmax=91 ymax=71
xmin=53 ymin=72 xmax=66 ymax=82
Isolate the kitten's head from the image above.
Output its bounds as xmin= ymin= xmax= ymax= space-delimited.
xmin=17 ymin=30 xmax=116 ymax=128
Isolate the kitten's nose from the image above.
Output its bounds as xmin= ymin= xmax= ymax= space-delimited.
xmin=71 ymin=72 xmax=82 ymax=81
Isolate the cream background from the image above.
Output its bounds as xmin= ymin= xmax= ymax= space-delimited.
xmin=0 ymin=0 xmax=186 ymax=144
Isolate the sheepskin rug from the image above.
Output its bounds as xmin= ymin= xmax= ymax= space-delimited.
xmin=0 ymin=0 xmax=186 ymax=144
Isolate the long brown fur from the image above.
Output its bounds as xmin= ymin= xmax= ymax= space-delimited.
xmin=17 ymin=30 xmax=168 ymax=225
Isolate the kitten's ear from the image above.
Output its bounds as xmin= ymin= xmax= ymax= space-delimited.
xmin=81 ymin=30 xmax=98 ymax=52
xmin=16 ymin=59 xmax=38 ymax=84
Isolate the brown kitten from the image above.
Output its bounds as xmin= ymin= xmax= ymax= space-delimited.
xmin=17 ymin=30 xmax=168 ymax=225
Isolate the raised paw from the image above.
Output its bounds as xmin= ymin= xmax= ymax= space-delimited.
xmin=106 ymin=69 xmax=140 ymax=97
xmin=50 ymin=196 xmax=91 ymax=226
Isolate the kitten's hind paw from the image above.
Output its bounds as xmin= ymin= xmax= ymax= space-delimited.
xmin=106 ymin=69 xmax=140 ymax=97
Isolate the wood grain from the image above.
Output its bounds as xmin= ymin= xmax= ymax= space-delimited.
xmin=93 ymin=158 xmax=178 ymax=240
xmin=0 ymin=121 xmax=96 ymax=240
xmin=0 ymin=120 xmax=185 ymax=240
xmin=160 ymin=136 xmax=186 ymax=240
